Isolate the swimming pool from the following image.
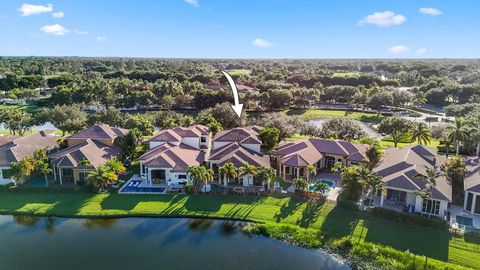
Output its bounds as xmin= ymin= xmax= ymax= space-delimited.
xmin=308 ymin=180 xmax=334 ymax=194
xmin=120 ymin=180 xmax=166 ymax=194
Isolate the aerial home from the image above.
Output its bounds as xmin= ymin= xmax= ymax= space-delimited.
xmin=49 ymin=124 xmax=128 ymax=185
xmin=464 ymin=157 xmax=480 ymax=215
xmin=274 ymin=138 xmax=368 ymax=181
xmin=209 ymin=126 xmax=270 ymax=187
xmin=373 ymin=145 xmax=451 ymax=217
xmin=138 ymin=125 xmax=209 ymax=185
xmin=0 ymin=131 xmax=59 ymax=185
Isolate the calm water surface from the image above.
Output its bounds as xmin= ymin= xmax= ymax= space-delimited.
xmin=0 ymin=216 xmax=349 ymax=270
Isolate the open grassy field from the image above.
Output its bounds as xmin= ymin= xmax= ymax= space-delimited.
xmin=0 ymin=192 xmax=477 ymax=269
xmin=286 ymin=109 xmax=386 ymax=124
xmin=0 ymin=104 xmax=43 ymax=114
xmin=226 ymin=69 xmax=252 ymax=76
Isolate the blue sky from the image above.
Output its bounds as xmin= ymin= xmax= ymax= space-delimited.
xmin=0 ymin=0 xmax=478 ymax=58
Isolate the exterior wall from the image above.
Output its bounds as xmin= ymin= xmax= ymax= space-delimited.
xmin=241 ymin=143 xmax=261 ymax=153
xmin=144 ymin=167 xmax=191 ymax=185
xmin=67 ymin=138 xmax=114 ymax=147
xmin=149 ymin=141 xmax=166 ymax=149
xmin=213 ymin=141 xmax=230 ymax=150
xmin=464 ymin=191 xmax=480 ymax=215
xmin=181 ymin=137 xmax=200 ymax=149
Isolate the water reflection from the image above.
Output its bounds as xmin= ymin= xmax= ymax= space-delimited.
xmin=0 ymin=215 xmax=350 ymax=270
xmin=83 ymin=218 xmax=117 ymax=229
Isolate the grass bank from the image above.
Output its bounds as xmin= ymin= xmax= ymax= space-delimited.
xmin=285 ymin=109 xmax=386 ymax=124
xmin=0 ymin=192 xmax=478 ymax=269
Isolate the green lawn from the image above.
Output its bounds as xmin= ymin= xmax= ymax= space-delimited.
xmin=226 ymin=69 xmax=252 ymax=76
xmin=0 ymin=192 xmax=477 ymax=269
xmin=0 ymin=104 xmax=43 ymax=114
xmin=286 ymin=109 xmax=386 ymax=124
xmin=332 ymin=71 xmax=360 ymax=77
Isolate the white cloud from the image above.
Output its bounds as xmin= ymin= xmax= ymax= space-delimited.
xmin=420 ymin=7 xmax=442 ymax=16
xmin=252 ymin=38 xmax=272 ymax=48
xmin=96 ymin=36 xmax=107 ymax=42
xmin=18 ymin=3 xmax=53 ymax=16
xmin=52 ymin=11 xmax=64 ymax=18
xmin=416 ymin=48 xmax=428 ymax=55
xmin=358 ymin=11 xmax=406 ymax=27
xmin=184 ymin=0 xmax=199 ymax=7
xmin=40 ymin=24 xmax=69 ymax=36
xmin=388 ymin=45 xmax=410 ymax=54
xmin=74 ymin=30 xmax=88 ymax=35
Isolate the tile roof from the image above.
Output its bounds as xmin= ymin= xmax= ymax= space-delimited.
xmin=210 ymin=142 xmax=270 ymax=168
xmin=374 ymin=145 xmax=451 ymax=201
xmin=149 ymin=125 xmax=209 ymax=142
xmin=49 ymin=139 xmax=121 ymax=169
xmin=464 ymin=157 xmax=480 ymax=193
xmin=67 ymin=124 xmax=128 ymax=141
xmin=138 ymin=143 xmax=205 ymax=172
xmin=275 ymin=138 xmax=367 ymax=167
xmin=0 ymin=132 xmax=59 ymax=166
xmin=213 ymin=126 xmax=262 ymax=143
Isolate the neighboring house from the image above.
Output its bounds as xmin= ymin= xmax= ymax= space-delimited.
xmin=0 ymin=131 xmax=59 ymax=185
xmin=49 ymin=124 xmax=127 ymax=185
xmin=210 ymin=126 xmax=270 ymax=187
xmin=464 ymin=157 xmax=480 ymax=215
xmin=139 ymin=125 xmax=210 ymax=185
xmin=65 ymin=124 xmax=128 ymax=147
xmin=274 ymin=138 xmax=368 ymax=181
xmin=373 ymin=145 xmax=451 ymax=217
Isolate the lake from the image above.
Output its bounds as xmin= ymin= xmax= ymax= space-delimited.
xmin=0 ymin=215 xmax=349 ymax=270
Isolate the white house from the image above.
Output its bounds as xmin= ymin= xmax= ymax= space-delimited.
xmin=139 ymin=125 xmax=209 ymax=186
xmin=464 ymin=157 xmax=480 ymax=215
xmin=373 ymin=145 xmax=452 ymax=218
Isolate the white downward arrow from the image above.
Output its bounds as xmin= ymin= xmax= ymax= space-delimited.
xmin=221 ymin=70 xmax=243 ymax=117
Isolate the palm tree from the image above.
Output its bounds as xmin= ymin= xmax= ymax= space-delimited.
xmin=187 ymin=165 xmax=214 ymax=193
xmin=239 ymin=163 xmax=257 ymax=186
xmin=218 ymin=162 xmax=238 ymax=187
xmin=257 ymin=167 xmax=275 ymax=191
xmin=37 ymin=161 xmax=52 ymax=187
xmin=306 ymin=164 xmax=316 ymax=183
xmin=447 ymin=118 xmax=470 ymax=155
xmin=104 ymin=159 xmax=126 ymax=175
xmin=361 ymin=172 xmax=384 ymax=202
xmin=293 ymin=178 xmax=308 ymax=191
xmin=411 ymin=90 xmax=427 ymax=106
xmin=87 ymin=165 xmax=118 ymax=193
xmin=410 ymin=122 xmax=431 ymax=145
xmin=314 ymin=182 xmax=329 ymax=194
xmin=415 ymin=165 xmax=443 ymax=217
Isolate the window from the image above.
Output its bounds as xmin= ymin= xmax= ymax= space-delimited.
xmin=466 ymin=192 xmax=473 ymax=212
xmin=475 ymin=195 xmax=480 ymax=215
xmin=201 ymin=136 xmax=206 ymax=143
xmin=2 ymin=169 xmax=13 ymax=179
xmin=422 ymin=199 xmax=440 ymax=216
xmin=141 ymin=163 xmax=146 ymax=174
xmin=178 ymin=174 xmax=187 ymax=179
xmin=285 ymin=166 xmax=290 ymax=175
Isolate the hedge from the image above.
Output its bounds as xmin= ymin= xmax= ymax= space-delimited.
xmin=370 ymin=207 xmax=447 ymax=229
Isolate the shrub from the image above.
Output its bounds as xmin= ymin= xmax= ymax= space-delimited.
xmin=370 ymin=207 xmax=447 ymax=228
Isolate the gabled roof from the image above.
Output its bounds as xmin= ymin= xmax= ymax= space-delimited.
xmin=67 ymin=124 xmax=128 ymax=141
xmin=213 ymin=126 xmax=262 ymax=143
xmin=465 ymin=157 xmax=480 ymax=193
xmin=210 ymin=142 xmax=270 ymax=168
xmin=149 ymin=125 xmax=209 ymax=142
xmin=275 ymin=138 xmax=367 ymax=167
xmin=0 ymin=132 xmax=59 ymax=166
xmin=374 ymin=145 xmax=451 ymax=201
xmin=49 ymin=139 xmax=121 ymax=169
xmin=138 ymin=142 xmax=205 ymax=172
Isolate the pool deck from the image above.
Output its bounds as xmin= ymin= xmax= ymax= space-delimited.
xmin=314 ymin=173 xmax=343 ymax=202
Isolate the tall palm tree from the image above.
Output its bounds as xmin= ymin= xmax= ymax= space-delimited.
xmin=257 ymin=167 xmax=275 ymax=190
xmin=218 ymin=162 xmax=238 ymax=187
xmin=187 ymin=165 xmax=214 ymax=193
xmin=415 ymin=165 xmax=443 ymax=217
xmin=361 ymin=172 xmax=384 ymax=202
xmin=447 ymin=118 xmax=470 ymax=155
xmin=411 ymin=122 xmax=431 ymax=145
xmin=293 ymin=178 xmax=308 ymax=191
xmin=104 ymin=159 xmax=126 ymax=175
xmin=306 ymin=164 xmax=316 ymax=183
xmin=239 ymin=163 xmax=257 ymax=186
